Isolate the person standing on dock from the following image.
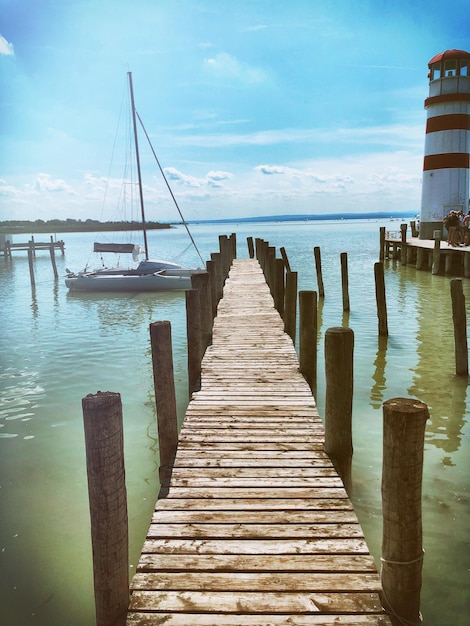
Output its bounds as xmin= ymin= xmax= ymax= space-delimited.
xmin=445 ymin=210 xmax=460 ymax=246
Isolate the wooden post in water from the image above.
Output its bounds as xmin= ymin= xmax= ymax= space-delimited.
xmin=191 ymin=271 xmax=212 ymax=351
xmin=206 ymin=259 xmax=217 ymax=319
xmin=274 ymin=257 xmax=285 ymax=318
xmin=82 ymin=391 xmax=129 ymax=626
xmin=49 ymin=239 xmax=58 ymax=279
xmin=432 ymin=231 xmax=441 ymax=275
xmin=247 ymin=236 xmax=255 ymax=259
xmin=299 ymin=290 xmax=317 ymax=393
xmin=340 ymin=252 xmax=350 ymax=312
xmin=313 ymin=246 xmax=325 ymax=297
xmin=186 ymin=289 xmax=202 ymax=396
xmin=280 ymin=246 xmax=291 ymax=272
xmin=27 ymin=242 xmax=35 ymax=287
xmin=211 ymin=252 xmax=223 ymax=304
xmin=374 ymin=262 xmax=388 ymax=336
xmin=324 ymin=327 xmax=354 ymax=494
xmin=381 ymin=398 xmax=428 ymax=625
xmin=416 ymin=247 xmax=425 ymax=270
xmin=230 ymin=232 xmax=237 ymax=260
xmin=400 ymin=223 xmax=407 ymax=265
xmin=450 ymin=279 xmax=468 ymax=376
xmin=379 ymin=226 xmax=385 ymax=262
xmin=284 ymin=271 xmax=298 ymax=344
xmin=149 ymin=321 xmax=179 ymax=494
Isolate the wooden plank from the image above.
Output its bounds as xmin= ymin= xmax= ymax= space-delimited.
xmin=127 ymin=615 xmax=391 ymax=626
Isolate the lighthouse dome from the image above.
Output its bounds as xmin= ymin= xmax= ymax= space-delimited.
xmin=428 ymin=49 xmax=470 ymax=81
xmin=428 ymin=49 xmax=470 ymax=66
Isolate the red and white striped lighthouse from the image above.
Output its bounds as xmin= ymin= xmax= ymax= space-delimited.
xmin=420 ymin=49 xmax=470 ymax=239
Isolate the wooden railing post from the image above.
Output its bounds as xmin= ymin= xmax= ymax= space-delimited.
xmin=324 ymin=327 xmax=354 ymax=494
xmin=274 ymin=257 xmax=285 ymax=317
xmin=379 ymin=226 xmax=385 ymax=262
xmin=82 ymin=391 xmax=129 ymax=626
xmin=149 ymin=321 xmax=179 ymax=494
xmin=432 ymin=232 xmax=441 ymax=275
xmin=247 ymin=236 xmax=255 ymax=258
xmin=382 ymin=398 xmax=428 ymax=625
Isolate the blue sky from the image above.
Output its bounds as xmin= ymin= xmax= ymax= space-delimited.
xmin=1 ymin=0 xmax=469 ymax=222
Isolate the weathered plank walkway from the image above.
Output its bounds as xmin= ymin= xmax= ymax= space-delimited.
xmin=126 ymin=258 xmax=392 ymax=625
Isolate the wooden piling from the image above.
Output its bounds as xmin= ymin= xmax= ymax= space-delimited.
xmin=185 ymin=289 xmax=202 ymax=397
xmin=247 ymin=236 xmax=255 ymax=258
xmin=284 ymin=270 xmax=298 ymax=344
xmin=340 ymin=252 xmax=350 ymax=312
xmin=206 ymin=259 xmax=217 ymax=318
xmin=280 ymin=246 xmax=291 ymax=272
xmin=374 ymin=262 xmax=388 ymax=336
xmin=191 ymin=271 xmax=212 ymax=351
xmin=381 ymin=397 xmax=428 ymax=626
xmin=27 ymin=242 xmax=35 ymax=287
xmin=324 ymin=327 xmax=354 ymax=494
xmin=149 ymin=321 xmax=179 ymax=493
xmin=49 ymin=241 xmax=58 ymax=279
xmin=82 ymin=391 xmax=129 ymax=626
xmin=299 ymin=290 xmax=317 ymax=393
xmin=431 ymin=234 xmax=441 ymax=275
xmin=400 ymin=223 xmax=407 ymax=265
xmin=274 ymin=257 xmax=285 ymax=317
xmin=313 ymin=246 xmax=325 ymax=297
xmin=450 ymin=279 xmax=468 ymax=376
xmin=379 ymin=226 xmax=385 ymax=262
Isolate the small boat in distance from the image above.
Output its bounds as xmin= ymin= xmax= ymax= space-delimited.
xmin=65 ymin=72 xmax=203 ymax=292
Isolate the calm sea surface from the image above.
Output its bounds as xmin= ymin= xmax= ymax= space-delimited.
xmin=0 ymin=219 xmax=469 ymax=625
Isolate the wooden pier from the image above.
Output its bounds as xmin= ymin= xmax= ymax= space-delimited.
xmin=1 ymin=235 xmax=65 ymax=257
xmin=126 ymin=259 xmax=391 ymax=625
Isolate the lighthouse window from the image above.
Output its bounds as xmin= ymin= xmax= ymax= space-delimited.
xmin=444 ymin=59 xmax=457 ymax=76
xmin=460 ymin=60 xmax=469 ymax=76
xmin=430 ymin=62 xmax=441 ymax=80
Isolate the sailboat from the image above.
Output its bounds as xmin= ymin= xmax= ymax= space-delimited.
xmin=65 ymin=72 xmax=203 ymax=292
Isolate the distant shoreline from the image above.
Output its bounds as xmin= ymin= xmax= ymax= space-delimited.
xmin=0 ymin=212 xmax=416 ymax=234
xmin=0 ymin=220 xmax=172 ymax=235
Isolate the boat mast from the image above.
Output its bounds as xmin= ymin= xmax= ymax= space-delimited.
xmin=128 ymin=71 xmax=149 ymax=260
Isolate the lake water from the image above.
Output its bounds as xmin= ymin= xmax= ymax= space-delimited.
xmin=0 ymin=219 xmax=469 ymax=625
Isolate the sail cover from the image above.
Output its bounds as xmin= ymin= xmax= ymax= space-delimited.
xmin=94 ymin=242 xmax=137 ymax=253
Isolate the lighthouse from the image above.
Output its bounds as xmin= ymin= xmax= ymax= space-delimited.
xmin=419 ymin=49 xmax=470 ymax=239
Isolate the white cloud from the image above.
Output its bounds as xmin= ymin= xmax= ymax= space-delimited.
xmin=31 ymin=173 xmax=76 ymax=194
xmin=203 ymin=52 xmax=268 ymax=84
xmin=0 ymin=35 xmax=14 ymax=56
xmin=164 ymin=167 xmax=233 ymax=189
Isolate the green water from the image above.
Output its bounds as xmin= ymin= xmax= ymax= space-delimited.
xmin=0 ymin=219 xmax=468 ymax=625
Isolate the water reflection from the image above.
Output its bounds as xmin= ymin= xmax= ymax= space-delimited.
xmin=406 ymin=271 xmax=469 ymax=455
xmin=370 ymin=335 xmax=388 ymax=409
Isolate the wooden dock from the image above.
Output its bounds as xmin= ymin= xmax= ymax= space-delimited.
xmin=126 ymin=258 xmax=392 ymax=625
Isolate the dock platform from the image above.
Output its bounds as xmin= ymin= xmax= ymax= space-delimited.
xmin=126 ymin=259 xmax=391 ymax=625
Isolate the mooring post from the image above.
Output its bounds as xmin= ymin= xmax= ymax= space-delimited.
xmin=206 ymin=259 xmax=218 ymax=319
xmin=374 ymin=262 xmax=388 ymax=336
xmin=299 ymin=290 xmax=317 ymax=393
xmin=210 ymin=252 xmax=223 ymax=304
xmin=400 ymin=223 xmax=407 ymax=265
xmin=230 ymin=232 xmax=237 ymax=260
xmin=280 ymin=246 xmax=291 ymax=272
xmin=381 ymin=397 xmax=428 ymax=625
xmin=450 ymin=278 xmax=468 ymax=376
xmin=186 ymin=289 xmax=202 ymax=397
xmin=149 ymin=321 xmax=179 ymax=495
xmin=247 ymin=236 xmax=255 ymax=258
xmin=379 ymin=226 xmax=385 ymax=262
xmin=274 ymin=257 xmax=285 ymax=318
xmin=284 ymin=270 xmax=298 ymax=344
xmin=191 ymin=271 xmax=212 ymax=351
xmin=82 ymin=391 xmax=129 ymax=626
xmin=49 ymin=241 xmax=58 ymax=279
xmin=313 ymin=246 xmax=325 ymax=298
xmin=340 ymin=252 xmax=350 ymax=312
xmin=324 ymin=327 xmax=354 ymax=494
xmin=27 ymin=242 xmax=35 ymax=287
xmin=432 ymin=232 xmax=441 ymax=275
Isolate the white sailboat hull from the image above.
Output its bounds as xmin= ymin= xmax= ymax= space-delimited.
xmin=65 ymin=270 xmax=192 ymax=292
